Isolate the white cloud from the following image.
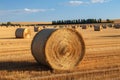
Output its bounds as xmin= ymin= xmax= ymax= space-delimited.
xmin=0 ymin=8 xmax=55 ymax=16
xmin=68 ymin=0 xmax=84 ymax=6
xmin=91 ymin=0 xmax=110 ymax=3
xmin=24 ymin=8 xmax=46 ymax=13
xmin=65 ymin=0 xmax=111 ymax=6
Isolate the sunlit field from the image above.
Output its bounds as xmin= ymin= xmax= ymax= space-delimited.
xmin=0 ymin=25 xmax=120 ymax=80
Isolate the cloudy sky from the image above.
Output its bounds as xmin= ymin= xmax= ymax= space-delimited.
xmin=0 ymin=0 xmax=119 ymax=22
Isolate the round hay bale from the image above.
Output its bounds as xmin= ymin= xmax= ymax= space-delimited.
xmin=81 ymin=25 xmax=87 ymax=29
xmin=31 ymin=28 xmax=85 ymax=70
xmin=102 ymin=25 xmax=107 ymax=29
xmin=42 ymin=26 xmax=46 ymax=28
xmin=34 ymin=26 xmax=38 ymax=32
xmin=90 ymin=25 xmax=93 ymax=28
xmin=107 ymin=24 xmax=114 ymax=28
xmin=34 ymin=26 xmax=43 ymax=32
xmin=114 ymin=24 xmax=120 ymax=29
xmin=94 ymin=25 xmax=102 ymax=31
xmin=71 ymin=25 xmax=76 ymax=29
xmin=15 ymin=28 xmax=31 ymax=38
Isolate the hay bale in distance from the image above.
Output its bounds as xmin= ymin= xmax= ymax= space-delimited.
xmin=102 ymin=25 xmax=107 ymax=29
xmin=107 ymin=24 xmax=114 ymax=28
xmin=81 ymin=25 xmax=87 ymax=29
xmin=34 ymin=26 xmax=43 ymax=32
xmin=31 ymin=28 xmax=85 ymax=70
xmin=15 ymin=28 xmax=31 ymax=38
xmin=90 ymin=25 xmax=93 ymax=28
xmin=94 ymin=25 xmax=102 ymax=31
xmin=71 ymin=25 xmax=76 ymax=29
xmin=114 ymin=24 xmax=120 ymax=29
xmin=34 ymin=26 xmax=39 ymax=32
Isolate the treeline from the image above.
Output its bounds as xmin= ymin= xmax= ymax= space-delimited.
xmin=52 ymin=19 xmax=114 ymax=24
xmin=0 ymin=22 xmax=38 ymax=27
xmin=0 ymin=22 xmax=21 ymax=26
xmin=0 ymin=19 xmax=114 ymax=27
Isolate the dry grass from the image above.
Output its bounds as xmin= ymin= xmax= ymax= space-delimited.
xmin=113 ymin=19 xmax=120 ymax=23
xmin=0 ymin=25 xmax=120 ymax=80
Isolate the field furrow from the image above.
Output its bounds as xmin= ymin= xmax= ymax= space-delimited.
xmin=0 ymin=27 xmax=120 ymax=80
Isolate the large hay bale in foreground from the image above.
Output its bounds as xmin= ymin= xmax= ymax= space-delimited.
xmin=15 ymin=28 xmax=31 ymax=38
xmin=31 ymin=28 xmax=85 ymax=70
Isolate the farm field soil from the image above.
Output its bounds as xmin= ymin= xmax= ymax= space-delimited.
xmin=0 ymin=26 xmax=120 ymax=80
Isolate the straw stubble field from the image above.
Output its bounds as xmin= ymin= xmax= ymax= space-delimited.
xmin=0 ymin=26 xmax=120 ymax=80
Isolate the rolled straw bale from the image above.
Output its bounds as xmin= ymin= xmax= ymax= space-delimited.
xmin=31 ymin=28 xmax=85 ymax=70
xmin=102 ymin=25 xmax=107 ymax=29
xmin=34 ymin=26 xmax=38 ymax=32
xmin=81 ymin=25 xmax=87 ymax=29
xmin=34 ymin=26 xmax=43 ymax=32
xmin=71 ymin=25 xmax=76 ymax=29
xmin=94 ymin=25 xmax=102 ymax=31
xmin=90 ymin=25 xmax=93 ymax=28
xmin=43 ymin=26 xmax=46 ymax=28
xmin=15 ymin=28 xmax=31 ymax=38
xmin=114 ymin=24 xmax=120 ymax=29
xmin=107 ymin=24 xmax=114 ymax=28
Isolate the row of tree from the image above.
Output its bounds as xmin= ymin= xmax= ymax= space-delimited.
xmin=0 ymin=19 xmax=114 ymax=27
xmin=0 ymin=22 xmax=21 ymax=27
xmin=52 ymin=19 xmax=113 ymax=24
xmin=0 ymin=22 xmax=37 ymax=27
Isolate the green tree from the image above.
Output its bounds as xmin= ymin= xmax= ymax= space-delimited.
xmin=106 ymin=19 xmax=110 ymax=23
xmin=7 ymin=22 xmax=12 ymax=26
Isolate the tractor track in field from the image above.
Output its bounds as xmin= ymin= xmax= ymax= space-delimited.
xmin=24 ymin=66 xmax=120 ymax=80
xmin=0 ymin=27 xmax=120 ymax=80
xmin=0 ymin=49 xmax=29 ymax=53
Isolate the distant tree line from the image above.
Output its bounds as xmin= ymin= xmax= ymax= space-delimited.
xmin=0 ymin=22 xmax=21 ymax=27
xmin=0 ymin=22 xmax=39 ymax=27
xmin=52 ymin=18 xmax=114 ymax=25
xmin=0 ymin=19 xmax=114 ymax=27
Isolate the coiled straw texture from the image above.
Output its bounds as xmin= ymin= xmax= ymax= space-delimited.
xmin=15 ymin=28 xmax=31 ymax=38
xmin=31 ymin=28 xmax=85 ymax=70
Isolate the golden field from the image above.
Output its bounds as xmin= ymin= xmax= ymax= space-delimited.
xmin=0 ymin=25 xmax=120 ymax=80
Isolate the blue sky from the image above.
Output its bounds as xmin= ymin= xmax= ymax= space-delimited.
xmin=0 ymin=0 xmax=120 ymax=22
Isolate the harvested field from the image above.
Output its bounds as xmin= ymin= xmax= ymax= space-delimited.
xmin=0 ymin=26 xmax=120 ymax=80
